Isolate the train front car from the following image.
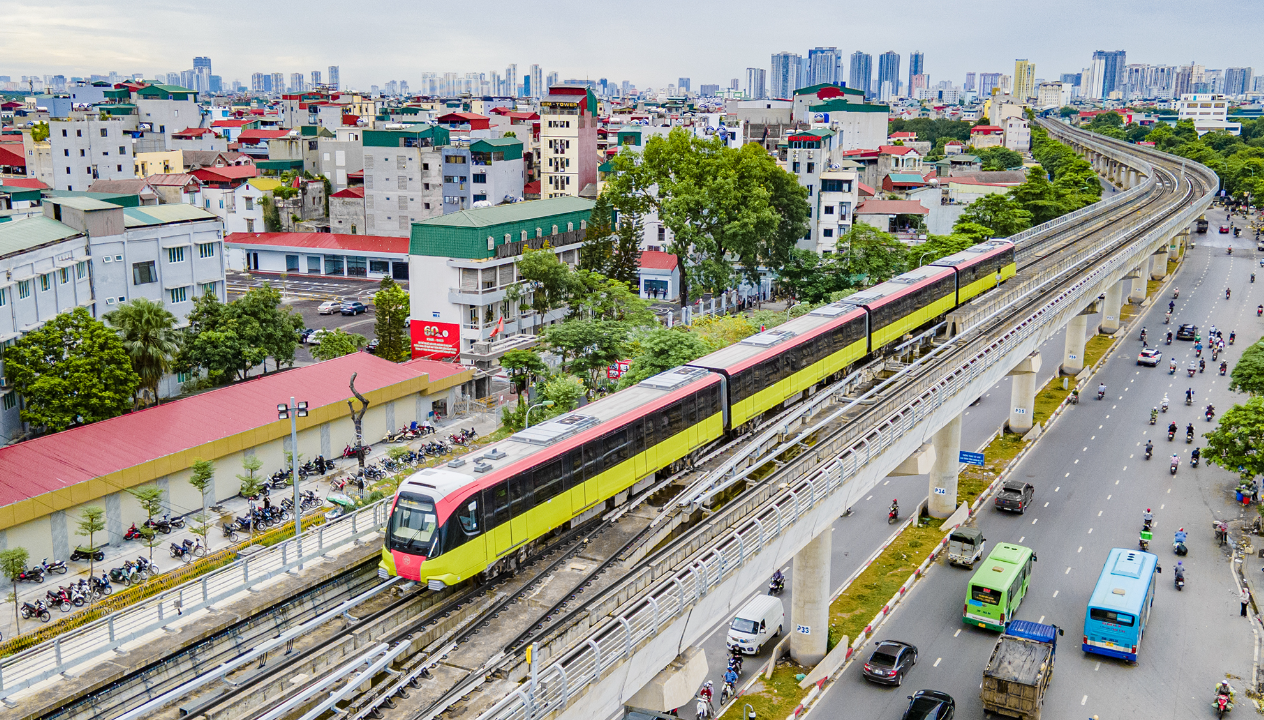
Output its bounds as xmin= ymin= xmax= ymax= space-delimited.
xmin=688 ymin=303 xmax=868 ymax=431
xmin=380 ymin=366 xmax=725 ymax=589
xmin=929 ymin=240 xmax=1017 ymax=306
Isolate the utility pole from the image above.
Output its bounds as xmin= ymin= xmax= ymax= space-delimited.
xmin=277 ymin=397 xmax=309 ymax=539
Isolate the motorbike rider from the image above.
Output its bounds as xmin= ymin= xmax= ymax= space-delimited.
xmin=1150 ymin=407 xmax=1158 ymax=423
xmin=723 ymin=667 xmax=739 ymax=694
xmin=1216 ymin=679 xmax=1235 ymax=701
xmin=1098 ymin=382 xmax=1107 ymax=399
xmin=1169 ymin=358 xmax=1178 ymax=372
xmin=1140 ymin=327 xmax=1147 ymax=343
xmin=1169 ymin=299 xmax=1176 ymax=313
xmin=1231 ymin=330 xmax=1237 ymax=344
xmin=889 ymin=499 xmax=899 ymax=518
xmin=1166 ymin=329 xmax=1173 ymax=343
xmin=1199 ymin=358 xmax=1206 ymax=373
xmin=1187 ymin=422 xmax=1196 ymax=438
xmin=1192 ymin=447 xmax=1201 ymax=463
xmin=699 ymin=680 xmax=714 ymax=705
xmin=1145 ymin=439 xmax=1154 ymax=457
xmin=1161 ymin=394 xmax=1170 ymax=411
xmin=1187 ymin=388 xmax=1195 ymax=403
xmin=771 ymin=568 xmax=785 ymax=591
xmin=1171 ymin=453 xmax=1181 ymax=468
xmin=1175 ymin=527 xmax=1188 ymax=546
xmin=1143 ymin=508 xmax=1154 ymax=529
xmin=1227 ymin=287 xmax=1232 ymax=299
xmin=1175 ymin=561 xmax=1185 ymax=582
xmin=1168 ymin=420 xmax=1178 ymax=437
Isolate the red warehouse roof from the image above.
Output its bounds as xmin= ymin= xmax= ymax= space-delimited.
xmin=225 ymin=232 xmax=408 ymax=254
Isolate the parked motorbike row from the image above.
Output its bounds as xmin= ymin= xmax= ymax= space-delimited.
xmin=13 ymin=557 xmax=69 ymax=585
xmin=108 ymin=557 xmax=159 ymax=587
xmin=382 ymin=422 xmax=436 ymax=443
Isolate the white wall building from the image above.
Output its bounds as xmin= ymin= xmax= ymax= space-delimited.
xmin=1175 ymin=94 xmax=1241 ymax=135
xmin=49 ymin=120 xmax=134 ymax=191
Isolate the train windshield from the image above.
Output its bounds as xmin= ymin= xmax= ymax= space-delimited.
xmin=387 ymin=493 xmax=439 ymax=556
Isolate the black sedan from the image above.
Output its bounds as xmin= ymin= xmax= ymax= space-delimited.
xmin=902 ymin=690 xmax=955 ymax=720
xmin=862 ymin=640 xmax=918 ymax=686
xmin=1175 ymin=323 xmax=1198 ymax=341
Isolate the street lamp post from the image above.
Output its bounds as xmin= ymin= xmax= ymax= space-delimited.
xmin=524 ymin=400 xmax=555 ymax=429
xmin=277 ymin=397 xmax=309 ymax=540
xmin=785 ymin=301 xmax=803 ymax=322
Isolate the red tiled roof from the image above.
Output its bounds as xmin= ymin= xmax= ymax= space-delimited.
xmin=192 ymin=165 xmax=258 ymax=182
xmin=225 ymin=232 xmax=408 ymax=254
xmin=347 ymin=170 xmax=364 ymax=179
xmin=237 ymin=129 xmax=292 ymax=143
xmin=524 ymin=180 xmax=541 ymax=194
xmin=888 ymin=132 xmax=917 ymax=139
xmin=639 ymin=250 xmax=678 ymax=270
xmin=212 ymin=118 xmax=256 ymax=128
xmin=970 ymin=125 xmax=1003 ymax=133
xmin=855 ymin=199 xmax=929 ymax=216
xmin=0 ymin=143 xmax=25 ymax=167
xmin=839 ymin=148 xmax=880 ymax=158
xmin=331 ymin=186 xmax=365 ymax=199
xmin=0 ymin=354 xmax=452 ymax=508
xmin=878 ymin=145 xmax=918 ymax=156
xmin=145 ymin=173 xmax=200 ymax=187
xmin=945 ymin=140 xmax=965 ymax=146
xmin=858 ymin=182 xmax=876 ymax=197
xmin=172 ymin=127 xmax=214 ymax=138
xmin=399 ymin=358 xmax=469 ymax=380
xmin=0 ymin=177 xmax=47 ymax=189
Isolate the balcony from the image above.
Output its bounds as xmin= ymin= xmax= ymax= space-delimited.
xmin=463 ymin=333 xmax=540 ymax=364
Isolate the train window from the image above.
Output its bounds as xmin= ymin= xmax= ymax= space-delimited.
xmin=510 ymin=475 xmax=532 ymax=512
xmin=387 ymin=493 xmax=439 ymax=556
xmin=457 ymin=499 xmax=480 ymax=534
xmin=564 ymin=448 xmax=585 ymax=489
xmin=487 ymin=483 xmax=511 ymax=527
xmin=534 ymin=458 xmax=564 ymax=502
xmin=665 ymin=401 xmax=685 ymax=436
xmin=583 ymin=441 xmax=603 ymax=478
xmin=657 ymin=409 xmax=671 ymax=443
xmin=606 ymin=428 xmax=629 ymax=465
xmin=629 ymin=420 xmax=646 ymax=456
xmin=683 ymin=393 xmax=697 ymax=427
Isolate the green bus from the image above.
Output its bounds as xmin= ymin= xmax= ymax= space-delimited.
xmin=963 ymin=543 xmax=1036 ymax=631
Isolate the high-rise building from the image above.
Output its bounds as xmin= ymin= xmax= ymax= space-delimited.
xmin=700 ymin=84 xmax=719 ymax=96
xmin=311 ymin=70 xmax=322 ymax=88
xmin=678 ymin=77 xmax=691 ymax=92
xmin=807 ymin=47 xmax=842 ymax=86
xmin=1224 ymin=67 xmax=1254 ymax=96
xmin=877 ymin=51 xmax=901 ymax=100
xmin=745 ymin=68 xmax=767 ymax=100
xmin=769 ymin=52 xmax=803 ymax=98
xmin=529 ymin=64 xmax=543 ymax=99
xmin=908 ymin=51 xmax=924 ymax=95
xmin=1059 ymin=73 xmax=1081 ymax=86
xmin=328 ymin=66 xmax=340 ymax=91
xmin=849 ymin=52 xmax=873 ymax=98
xmin=964 ymin=72 xmax=976 ymax=92
xmin=505 ymin=64 xmax=518 ymax=97
xmin=271 ymin=73 xmax=284 ymax=95
xmin=979 ymin=72 xmax=1002 ymax=97
xmin=1013 ymin=59 xmax=1036 ymax=100
xmin=540 ymin=85 xmax=598 ymax=199
xmin=1087 ymin=50 xmax=1127 ymax=99
xmin=193 ymin=56 xmax=211 ymax=75
xmin=730 ymin=78 xmax=739 ymax=90
xmin=910 ymin=74 xmax=930 ymax=95
xmin=252 ymin=73 xmax=269 ymax=94
xmin=546 ymin=71 xmax=559 ymax=90
xmin=290 ymin=73 xmax=304 ymax=93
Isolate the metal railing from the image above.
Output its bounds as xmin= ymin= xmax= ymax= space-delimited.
xmin=0 ymin=500 xmax=389 ymax=696
xmin=475 ymin=137 xmax=1214 ymax=720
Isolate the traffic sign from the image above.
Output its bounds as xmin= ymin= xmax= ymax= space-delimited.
xmin=959 ymin=451 xmax=985 ymax=466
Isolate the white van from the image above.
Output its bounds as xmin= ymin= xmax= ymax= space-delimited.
xmin=726 ymin=594 xmax=784 ymax=654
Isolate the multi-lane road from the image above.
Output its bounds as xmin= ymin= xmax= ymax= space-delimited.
xmin=807 ymin=209 xmax=1259 ymax=719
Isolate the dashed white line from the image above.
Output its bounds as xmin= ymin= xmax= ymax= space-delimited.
xmin=1082 ymin=695 xmax=1088 ymax=706
xmin=1032 ymin=518 xmax=1039 ymax=524
xmin=1053 ymin=590 xmax=1059 ymax=597
xmin=1055 ymin=487 xmax=1060 ymax=492
xmin=1078 ymin=546 xmax=1083 ymax=553
xmin=1098 ymin=511 xmax=1103 ymax=516
xmin=954 ymin=629 xmax=962 ymax=638
xmin=1088 ymin=528 xmax=1093 ymax=534
xmin=866 ymin=495 xmax=873 ymax=501
xmin=1018 ymin=536 xmax=1025 ymax=543
xmin=1044 ymin=502 xmax=1050 ymax=507
xmin=933 ymin=658 xmax=942 ymax=667
xmin=1066 ymin=566 xmax=1072 ymax=574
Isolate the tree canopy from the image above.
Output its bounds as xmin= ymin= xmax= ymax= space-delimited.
xmin=974 ymin=146 xmax=1024 ymax=171
xmin=1229 ymin=339 xmax=1264 ymax=395
xmin=1203 ymin=395 xmax=1264 ymax=481
xmin=176 ymin=284 xmax=304 ymax=383
xmin=104 ymin=297 xmax=179 ymax=409
xmin=602 ymin=128 xmax=809 ymax=302
xmin=311 ymin=328 xmax=369 ymax=361
xmin=619 ymin=328 xmax=712 ymax=387
xmin=372 ymin=277 xmax=411 ymax=362
xmin=5 ymin=307 xmax=139 ymax=434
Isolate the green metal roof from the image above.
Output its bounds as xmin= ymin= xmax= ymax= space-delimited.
xmin=123 ymin=204 xmax=218 ymax=227
xmin=888 ymin=173 xmax=927 ymax=183
xmin=0 ymin=186 xmax=41 ymax=203
xmin=470 ymin=138 xmax=522 ymax=161
xmin=411 ymin=197 xmax=595 ymax=259
xmin=255 ymin=159 xmax=305 ymax=171
xmin=794 ymin=83 xmax=863 ymax=97
xmin=0 ymin=216 xmax=83 ymax=257
xmin=808 ymin=100 xmax=891 ymax=113
xmin=363 ymin=125 xmax=449 ymax=148
xmin=137 ymin=84 xmax=196 ymax=99
xmin=417 ymin=197 xmax=593 ymax=229
xmin=44 ymin=196 xmax=122 ymax=211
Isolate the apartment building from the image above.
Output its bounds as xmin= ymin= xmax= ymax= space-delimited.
xmin=539 ymin=86 xmax=599 ymax=198
xmin=1176 ymin=93 xmax=1241 ymax=135
xmin=317 ymin=129 xmax=365 ymax=190
xmin=441 ymin=138 xmax=525 ymax=213
xmin=361 ymin=126 xmax=449 ymax=237
xmin=191 ymin=166 xmax=268 ymax=233
xmin=815 ymin=167 xmax=860 ymax=253
xmin=782 ymin=128 xmax=859 ymax=253
xmin=49 ymin=120 xmax=134 ymax=191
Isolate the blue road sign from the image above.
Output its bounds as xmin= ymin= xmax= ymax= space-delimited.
xmin=959 ymin=451 xmax=985 ymax=466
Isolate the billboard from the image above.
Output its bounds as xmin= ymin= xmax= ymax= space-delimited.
xmin=410 ymin=320 xmax=461 ymax=360
xmin=606 ymin=360 xmax=631 ymax=380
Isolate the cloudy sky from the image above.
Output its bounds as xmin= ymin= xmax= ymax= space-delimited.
xmin=0 ymin=0 xmax=1257 ymax=90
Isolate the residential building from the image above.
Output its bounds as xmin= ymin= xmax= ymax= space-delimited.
xmin=1003 ymin=117 xmax=1030 ymax=152
xmin=908 ymin=52 xmax=925 ymax=96
xmin=979 ymin=72 xmax=1002 ymax=98
xmin=170 ymin=127 xmax=227 ymax=152
xmin=969 ymin=125 xmax=1005 ymax=149
xmin=225 ymin=232 xmax=408 ymax=280
xmin=539 ymin=85 xmax=599 ymax=199
xmin=877 ymin=51 xmax=901 ymax=100
xmin=1088 ymin=50 xmax=1127 ymax=99
xmin=638 ymin=250 xmax=680 ymax=301
xmin=328 ymin=66 xmax=340 ymax=91
xmin=802 ymin=94 xmax=889 ymax=151
xmin=1224 ymin=67 xmax=1254 ymax=97
xmin=87 ymin=179 xmax=160 ymax=205
xmin=145 ymin=173 xmax=202 ymax=205
xmin=1013 ymin=59 xmax=1036 ymax=100
xmin=1036 ymin=81 xmax=1070 ymax=110
xmin=329 ymin=186 xmax=365 ymax=234
xmin=49 ymin=119 xmax=134 ymax=191
xmin=409 ymin=197 xmax=595 ymax=360
xmin=20 ymin=130 xmax=53 ymax=188
xmin=814 ymin=166 xmax=859 ymax=253
xmin=770 ymin=52 xmax=803 ymax=99
xmin=1175 ymin=93 xmax=1241 ymax=135
xmin=808 ymin=47 xmax=842 ymax=86
xmin=191 ymin=166 xmax=268 ymax=233
xmin=361 ymin=125 xmax=449 ymax=236
xmin=317 ymin=132 xmax=365 ymax=191
xmin=745 ymin=68 xmax=767 ymax=100
xmin=849 ymin=52 xmax=873 ymax=98
xmin=133 ymin=149 xmax=183 ymax=177
xmin=964 ymin=72 xmax=976 ymax=92
xmin=441 ymin=138 xmax=525 ymax=213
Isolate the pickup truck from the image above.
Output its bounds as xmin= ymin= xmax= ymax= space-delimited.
xmin=980 ymin=620 xmax=1063 ymax=720
xmin=994 ymin=481 xmax=1035 ymax=514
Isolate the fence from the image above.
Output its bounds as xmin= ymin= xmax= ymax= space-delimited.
xmin=474 ymin=130 xmax=1216 ymax=720
xmin=0 ymin=499 xmax=389 ymax=696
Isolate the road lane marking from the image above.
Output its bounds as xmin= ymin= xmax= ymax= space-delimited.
xmin=1098 ymin=511 xmax=1103 ymax=516
xmin=866 ymin=495 xmax=872 ymax=501
xmin=1053 ymin=590 xmax=1059 ymax=597
xmin=1044 ymin=502 xmax=1049 ymax=507
xmin=1088 ymin=528 xmax=1093 ymax=533
xmin=1161 ymin=504 xmax=1165 ymax=509
xmin=954 ymin=629 xmax=961 ymax=637
xmin=1107 ymin=495 xmax=1112 ymax=500
xmin=1055 ymin=487 xmax=1060 ymax=492
xmin=1168 ymin=488 xmax=1172 ymax=493
xmin=1075 ymin=459 xmax=1079 ymax=464
xmin=1038 ymin=615 xmax=1045 ymax=623
xmin=1113 ymin=405 xmax=1117 ymax=409
xmin=1083 ymin=447 xmax=1088 ymax=451
xmin=1082 ymin=695 xmax=1088 ymax=705
xmin=1032 ymin=518 xmax=1038 ymax=524
xmin=1095 ymin=662 xmax=1101 ymax=671
xmin=1099 ymin=425 xmax=1103 ymax=429
xmin=1116 ymin=480 xmax=1120 ymax=485
xmin=883 ymin=480 xmax=889 ymax=485
xmin=1078 ymin=547 xmax=1083 ymax=553
xmin=933 ymin=658 xmax=941 ymax=667
xmin=1066 ymin=567 xmax=1071 ymax=574
xmin=1106 ymin=415 xmax=1110 ymax=418
xmin=1065 ymin=473 xmax=1070 ymax=477
xmin=1019 ymin=537 xmax=1025 ymax=543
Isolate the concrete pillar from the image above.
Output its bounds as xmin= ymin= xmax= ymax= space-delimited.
xmin=1008 ymin=352 xmax=1041 ymax=434
xmin=791 ymin=527 xmax=832 ymax=667
xmin=1151 ymin=248 xmax=1169 ymax=279
xmin=1062 ymin=313 xmax=1089 ymax=375
xmin=928 ymin=415 xmax=962 ymax=519
xmin=1099 ymin=281 xmax=1124 ymax=334
xmin=1129 ymin=267 xmax=1147 ymax=303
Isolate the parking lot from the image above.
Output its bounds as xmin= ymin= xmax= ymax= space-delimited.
xmin=227 ymin=271 xmax=407 ymax=365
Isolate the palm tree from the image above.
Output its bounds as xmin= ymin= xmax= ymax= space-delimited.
xmin=105 ymin=298 xmax=179 ymax=408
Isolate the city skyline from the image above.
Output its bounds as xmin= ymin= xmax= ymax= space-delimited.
xmin=0 ymin=0 xmax=1259 ymax=92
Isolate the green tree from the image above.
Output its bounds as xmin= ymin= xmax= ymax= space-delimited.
xmin=188 ymin=458 xmax=215 ymax=552
xmin=578 ymin=193 xmax=615 ymax=275
xmin=75 ymin=506 xmax=106 ymax=585
xmin=0 ymin=547 xmax=29 ymax=634
xmin=237 ymin=455 xmax=264 ymax=545
xmin=974 ymin=146 xmax=1024 ymax=171
xmin=233 ymin=283 xmax=303 ymax=372
xmin=955 ymin=193 xmax=1034 ymax=237
xmin=609 ymin=212 xmax=645 ymax=289
xmin=1229 ymin=340 xmax=1264 ymax=395
xmin=1008 ymin=167 xmax=1072 ymax=225
xmin=1058 ymin=106 xmax=1077 ymax=118
xmin=1204 ymin=396 xmax=1264 ymax=481
xmin=104 ymin=297 xmax=180 ymax=409
xmin=1086 ymin=111 xmax=1124 ymax=131
xmin=5 ymin=307 xmax=140 ymax=434
xmin=778 ymin=249 xmax=848 ymax=304
xmin=837 ymin=224 xmax=908 ymax=284
xmin=176 ymin=284 xmax=303 ymax=382
xmin=500 ymin=349 xmax=548 ymax=397
xmin=128 ymin=486 xmax=165 ymax=566
xmin=603 ymin=129 xmax=809 ymax=303
xmin=29 ymin=122 xmax=49 ymax=142
xmin=262 ymin=195 xmax=281 ymax=232
xmin=569 ymin=271 xmax=655 ymax=325
xmin=311 ymin=328 xmax=369 ymax=361
xmin=372 ymin=277 xmax=411 ymax=362
xmin=911 ymin=234 xmax=978 ymax=267
xmin=540 ymin=319 xmax=629 ymax=392
xmin=517 ymin=246 xmax=574 ymax=316
xmin=542 ymin=374 xmax=586 ymax=411
xmin=619 ymin=328 xmax=711 ymax=387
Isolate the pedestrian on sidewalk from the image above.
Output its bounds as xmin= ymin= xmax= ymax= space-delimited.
xmin=1241 ymin=586 xmax=1251 ymax=617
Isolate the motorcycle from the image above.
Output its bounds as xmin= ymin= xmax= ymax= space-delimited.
xmin=1149 ymin=411 xmax=1157 ymax=425
xmin=1168 ymin=428 xmax=1176 ymax=441
xmin=1188 ymin=367 xmax=1196 ymax=377
xmin=1207 ymin=408 xmax=1215 ymax=421
xmin=134 ymin=556 xmax=159 ymax=578
xmin=1174 ymin=572 xmax=1185 ymax=591
xmin=1215 ymin=690 xmax=1233 ymax=717
xmin=1171 ymin=459 xmax=1180 ymax=475
xmin=89 ymin=573 xmax=112 ymax=597
xmin=1096 ymin=388 xmax=1106 ymax=400
xmin=1187 ymin=430 xmax=1195 ymax=444
xmin=145 ymin=517 xmax=172 ymax=535
xmin=1174 ymin=540 xmax=1188 ymax=556
xmin=1145 ymin=445 xmax=1153 ymax=460
xmin=769 ymin=575 xmax=784 ymax=595
xmin=45 ymin=588 xmax=71 ymax=613
xmin=888 ymin=505 xmax=899 ymax=524
xmin=1169 ymin=362 xmax=1177 ymax=375
xmin=1192 ymin=454 xmax=1201 ymax=468
xmin=109 ymin=563 xmax=139 ymax=586
xmin=20 ymin=600 xmax=50 ymax=623
xmin=124 ymin=523 xmax=144 ymax=541
xmin=170 ymin=538 xmax=204 ymax=563
xmin=16 ymin=566 xmax=44 ymax=584
xmin=40 ymin=558 xmax=67 ymax=576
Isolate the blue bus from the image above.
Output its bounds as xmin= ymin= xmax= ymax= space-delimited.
xmin=1082 ymin=548 xmax=1159 ymax=662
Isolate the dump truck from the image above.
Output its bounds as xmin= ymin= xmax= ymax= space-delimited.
xmin=980 ymin=620 xmax=1063 ymax=720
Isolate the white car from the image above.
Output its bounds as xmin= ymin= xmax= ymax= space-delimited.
xmin=318 ymin=300 xmax=341 ymax=315
xmin=308 ymin=328 xmax=329 ymax=345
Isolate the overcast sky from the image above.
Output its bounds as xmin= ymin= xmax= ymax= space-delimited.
xmin=0 ymin=0 xmax=1258 ymax=91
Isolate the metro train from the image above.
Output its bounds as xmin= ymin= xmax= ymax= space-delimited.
xmin=380 ymin=240 xmax=1017 ymax=588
